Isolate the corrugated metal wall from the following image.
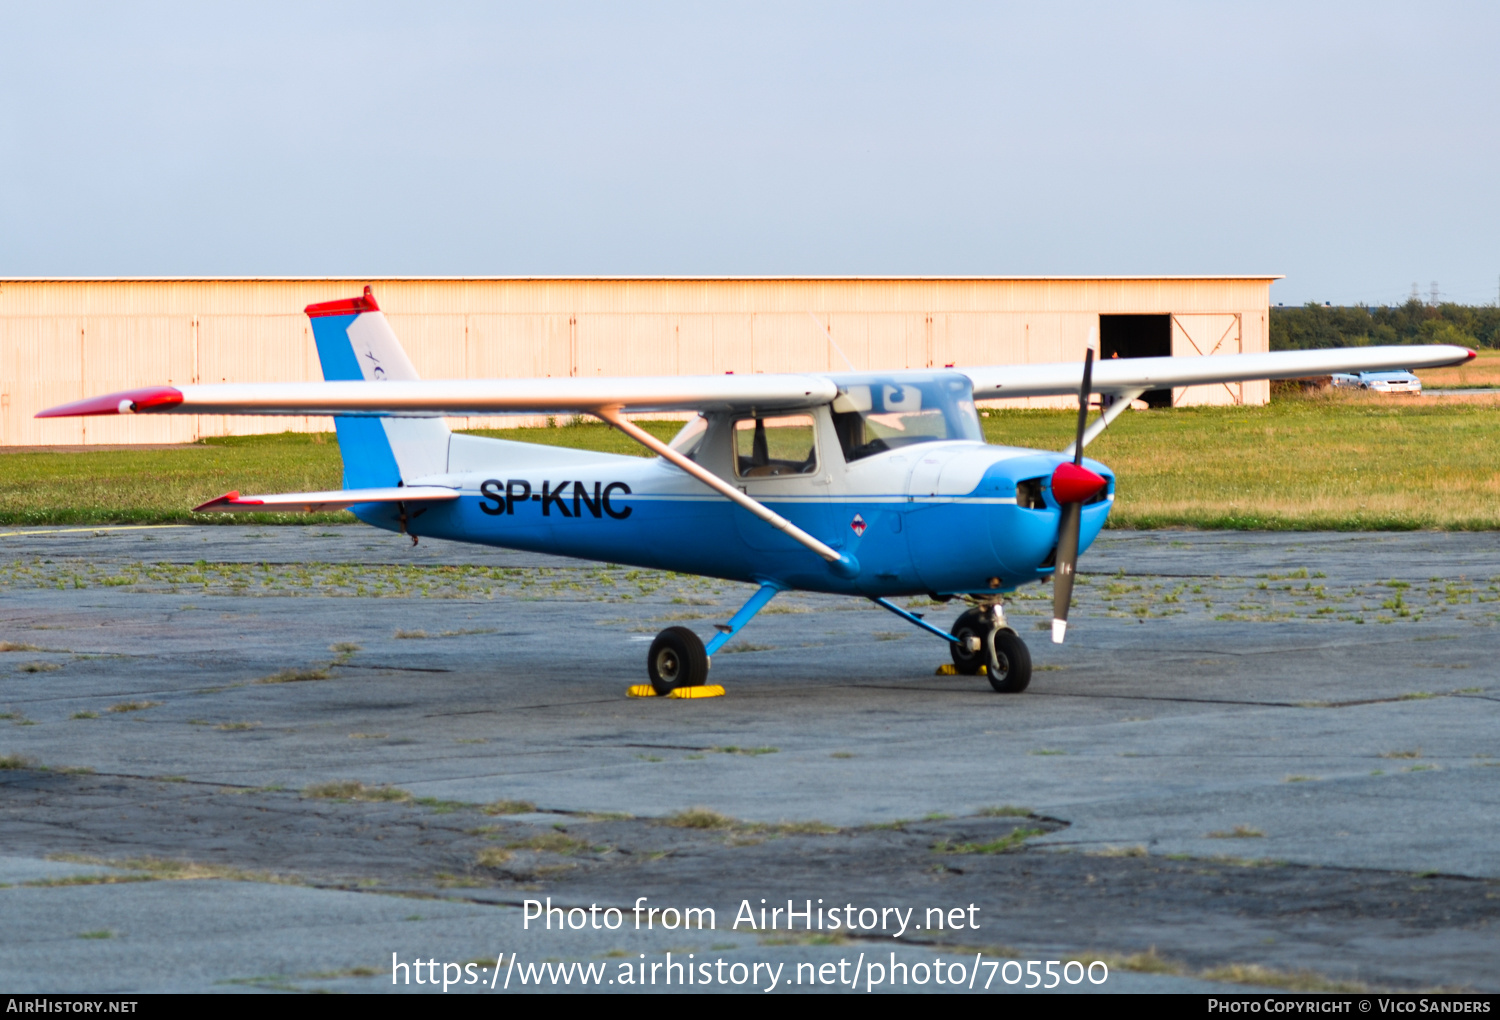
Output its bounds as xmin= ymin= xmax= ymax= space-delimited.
xmin=0 ymin=277 xmax=1275 ymax=445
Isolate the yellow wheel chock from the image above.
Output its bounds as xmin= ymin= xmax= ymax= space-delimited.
xmin=627 ymin=684 xmax=727 ymax=699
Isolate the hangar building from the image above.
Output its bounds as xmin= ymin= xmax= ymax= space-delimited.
xmin=0 ymin=276 xmax=1278 ymax=446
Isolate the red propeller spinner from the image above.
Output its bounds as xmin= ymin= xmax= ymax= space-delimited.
xmin=1051 ymin=462 xmax=1107 ymax=505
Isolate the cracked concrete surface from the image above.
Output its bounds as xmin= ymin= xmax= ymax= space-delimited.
xmin=1 ymin=525 xmax=1497 ymax=992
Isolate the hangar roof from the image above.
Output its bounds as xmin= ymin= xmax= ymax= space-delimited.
xmin=0 ymin=274 xmax=1284 ymax=283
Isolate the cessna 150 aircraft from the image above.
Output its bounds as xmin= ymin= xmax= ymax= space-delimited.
xmin=39 ymin=289 xmax=1473 ymax=696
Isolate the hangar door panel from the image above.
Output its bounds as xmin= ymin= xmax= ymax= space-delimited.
xmin=81 ymin=317 xmax=198 ymax=445
xmin=937 ymin=314 xmax=1027 ymax=374
xmin=5 ymin=317 xmax=85 ymax=445
xmin=1171 ymin=314 xmax=1243 ymax=406
xmin=461 ymin=314 xmax=571 ymax=429
xmin=198 ymin=315 xmax=319 ymax=439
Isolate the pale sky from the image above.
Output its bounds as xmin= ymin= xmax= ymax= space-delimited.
xmin=2 ymin=1 xmax=1497 ymax=305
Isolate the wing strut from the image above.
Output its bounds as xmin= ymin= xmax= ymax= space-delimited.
xmin=594 ymin=406 xmax=860 ymax=579
xmin=1060 ymin=387 xmax=1147 ymax=459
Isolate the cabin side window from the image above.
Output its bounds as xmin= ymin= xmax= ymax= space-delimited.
xmin=733 ymin=415 xmax=818 ymax=477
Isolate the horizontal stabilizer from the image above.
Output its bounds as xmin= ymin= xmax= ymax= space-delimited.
xmin=193 ymin=486 xmax=459 ymax=514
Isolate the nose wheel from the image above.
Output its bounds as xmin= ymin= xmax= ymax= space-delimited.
xmin=948 ymin=607 xmax=1032 ymax=694
xmin=648 ymin=626 xmax=710 ymax=696
xmin=983 ymin=628 xmax=1032 ymax=694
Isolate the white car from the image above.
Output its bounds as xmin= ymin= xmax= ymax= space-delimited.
xmin=1330 ymin=369 xmax=1422 ymax=394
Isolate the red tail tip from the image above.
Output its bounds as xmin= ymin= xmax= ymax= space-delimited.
xmin=305 ymin=286 xmax=380 ymax=318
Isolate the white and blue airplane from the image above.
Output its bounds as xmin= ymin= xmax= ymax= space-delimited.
xmin=39 ymin=288 xmax=1474 ymax=696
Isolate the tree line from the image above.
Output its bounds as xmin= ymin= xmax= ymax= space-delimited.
xmin=1269 ymin=300 xmax=1500 ymax=350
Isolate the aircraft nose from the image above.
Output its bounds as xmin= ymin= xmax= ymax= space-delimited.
xmin=1051 ymin=462 xmax=1107 ymax=504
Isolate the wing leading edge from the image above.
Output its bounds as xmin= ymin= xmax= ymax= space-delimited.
xmin=37 ymin=375 xmax=839 ymax=419
xmin=37 ymin=347 xmax=1472 ymax=419
xmin=964 ymin=345 xmax=1474 ymax=399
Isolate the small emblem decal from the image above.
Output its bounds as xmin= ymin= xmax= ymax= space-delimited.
xmin=850 ymin=514 xmax=867 ymax=537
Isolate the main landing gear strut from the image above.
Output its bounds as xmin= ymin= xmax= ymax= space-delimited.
xmin=647 ymin=583 xmax=782 ymax=696
xmin=872 ymin=596 xmax=1033 ymax=694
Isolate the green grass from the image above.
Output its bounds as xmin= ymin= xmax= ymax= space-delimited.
xmin=6 ymin=397 xmax=1500 ymax=528
xmin=0 ymin=422 xmax=681 ymax=526
xmin=932 ymin=828 xmax=1044 ymax=854
xmin=976 ymin=805 xmax=1032 ymax=817
xmin=302 ymin=780 xmax=411 ymax=802
xmin=0 ymin=558 xmax=688 ymax=601
xmin=657 ymin=807 xmax=838 ymax=835
xmin=481 ymin=799 xmax=538 ymax=816
xmin=0 ymin=432 xmax=348 ymax=525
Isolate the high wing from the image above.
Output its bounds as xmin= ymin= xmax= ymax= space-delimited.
xmin=36 ymin=345 xmax=1472 ymax=419
xmin=966 ymin=345 xmax=1474 ymax=399
xmin=36 ymin=375 xmax=838 ymax=419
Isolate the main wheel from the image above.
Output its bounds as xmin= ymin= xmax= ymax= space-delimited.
xmin=647 ymin=626 xmax=710 ymax=696
xmin=948 ymin=608 xmax=989 ymax=675
xmin=985 ymin=628 xmax=1032 ymax=694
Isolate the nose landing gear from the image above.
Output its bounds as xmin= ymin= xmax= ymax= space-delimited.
xmin=871 ymin=595 xmax=1034 ymax=693
xmin=949 ymin=603 xmax=1033 ymax=693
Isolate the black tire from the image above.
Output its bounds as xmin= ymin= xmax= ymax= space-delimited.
xmin=648 ymin=626 xmax=710 ymax=696
xmin=948 ymin=608 xmax=989 ymax=675
xmin=986 ymin=629 xmax=1032 ymax=694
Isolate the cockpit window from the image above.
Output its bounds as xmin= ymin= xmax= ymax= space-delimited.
xmin=830 ymin=373 xmax=983 ymax=462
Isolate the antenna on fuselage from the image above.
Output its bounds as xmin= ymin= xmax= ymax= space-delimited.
xmin=807 ymin=312 xmax=856 ymax=372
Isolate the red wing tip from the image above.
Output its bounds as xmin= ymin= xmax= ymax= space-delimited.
xmin=1466 ymin=348 xmax=1478 ymax=361
xmin=305 ymin=285 xmax=380 ymax=318
xmin=35 ymin=386 xmax=183 ymax=418
xmin=193 ymin=491 xmax=263 ymax=512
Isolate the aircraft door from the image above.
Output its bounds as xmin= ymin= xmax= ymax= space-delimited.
xmin=729 ymin=413 xmax=837 ymax=552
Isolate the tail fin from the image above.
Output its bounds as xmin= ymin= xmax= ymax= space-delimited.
xmin=305 ymin=287 xmax=450 ymax=487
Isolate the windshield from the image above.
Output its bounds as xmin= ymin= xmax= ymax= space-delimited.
xmin=830 ymin=372 xmax=982 ymax=462
xmin=667 ymin=415 xmax=708 ymax=460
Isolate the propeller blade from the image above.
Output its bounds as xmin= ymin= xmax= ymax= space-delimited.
xmin=1052 ymin=501 xmax=1081 ymax=643
xmin=1053 ymin=345 xmax=1097 ymax=643
xmin=1073 ymin=348 xmax=1094 ymax=467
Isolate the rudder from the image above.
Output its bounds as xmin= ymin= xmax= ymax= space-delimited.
xmin=305 ymin=286 xmax=450 ymax=488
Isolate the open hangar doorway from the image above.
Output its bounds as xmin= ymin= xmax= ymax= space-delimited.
xmin=1099 ymin=314 xmax=1172 ymax=407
